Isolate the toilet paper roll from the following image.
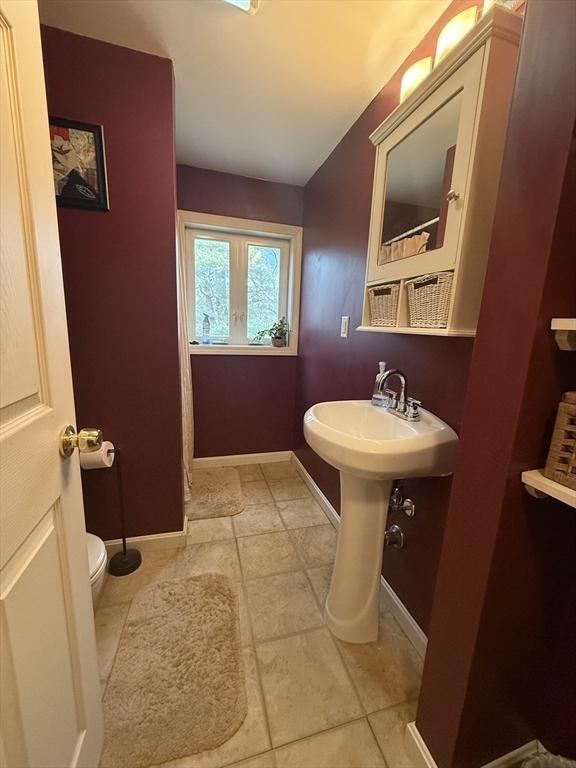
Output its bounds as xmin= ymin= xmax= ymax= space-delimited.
xmin=80 ymin=441 xmax=115 ymax=470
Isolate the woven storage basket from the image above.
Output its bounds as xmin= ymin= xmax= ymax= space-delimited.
xmin=406 ymin=271 xmax=454 ymax=328
xmin=368 ymin=282 xmax=400 ymax=327
xmin=544 ymin=392 xmax=576 ymax=491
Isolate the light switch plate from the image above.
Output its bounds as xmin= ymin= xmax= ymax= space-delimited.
xmin=340 ymin=316 xmax=350 ymax=338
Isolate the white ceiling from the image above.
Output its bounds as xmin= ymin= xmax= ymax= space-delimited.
xmin=38 ymin=0 xmax=451 ymax=186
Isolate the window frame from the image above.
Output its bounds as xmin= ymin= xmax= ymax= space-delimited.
xmin=178 ymin=210 xmax=302 ymax=356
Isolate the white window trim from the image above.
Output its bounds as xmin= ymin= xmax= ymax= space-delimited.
xmin=177 ymin=210 xmax=302 ymax=356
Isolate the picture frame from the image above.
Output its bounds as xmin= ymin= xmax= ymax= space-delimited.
xmin=49 ymin=117 xmax=109 ymax=211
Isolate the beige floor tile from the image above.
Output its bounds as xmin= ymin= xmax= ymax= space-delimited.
xmin=275 ymin=720 xmax=385 ymax=768
xmin=153 ymin=648 xmax=271 ymax=768
xmin=260 ymin=461 xmax=299 ymax=481
xmin=236 ymin=464 xmax=265 ymax=482
xmin=166 ymin=539 xmax=242 ymax=581
xmin=337 ymin=614 xmax=423 ymax=713
xmin=277 ymin=497 xmax=329 ymax=529
xmin=237 ymin=584 xmax=253 ymax=647
xmin=242 ymin=481 xmax=274 ymax=505
xmin=267 ymin=477 xmax=310 ymax=502
xmin=256 ymin=628 xmax=363 ymax=747
xmin=245 ymin=571 xmax=323 ymax=641
xmin=98 ymin=548 xmax=181 ymax=608
xmin=228 ymin=753 xmax=277 ymax=768
xmin=307 ymin=564 xmax=333 ymax=606
xmin=233 ymin=503 xmax=285 ymax=538
xmin=290 ymin=525 xmax=338 ymax=566
xmin=238 ymin=532 xmax=301 ymax=579
xmin=95 ymin=603 xmax=129 ymax=682
xmin=187 ymin=517 xmax=234 ymax=544
xmin=368 ymin=702 xmax=417 ymax=768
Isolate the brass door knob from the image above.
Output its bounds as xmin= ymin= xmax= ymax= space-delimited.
xmin=59 ymin=425 xmax=103 ymax=458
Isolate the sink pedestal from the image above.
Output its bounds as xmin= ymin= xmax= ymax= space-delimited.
xmin=324 ymin=473 xmax=391 ymax=643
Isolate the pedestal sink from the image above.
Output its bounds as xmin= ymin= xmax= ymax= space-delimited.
xmin=303 ymin=400 xmax=458 ymax=643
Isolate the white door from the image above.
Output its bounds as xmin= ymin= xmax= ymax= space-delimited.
xmin=0 ymin=2 xmax=103 ymax=767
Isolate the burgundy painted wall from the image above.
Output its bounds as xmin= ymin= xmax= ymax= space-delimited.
xmin=191 ymin=356 xmax=298 ymax=457
xmin=417 ymin=1 xmax=576 ymax=764
xmin=177 ymin=164 xmax=304 ymax=458
xmin=177 ymin=164 xmax=303 ymax=226
xmin=42 ymin=27 xmax=183 ymax=540
xmin=294 ymin=0 xmax=482 ymax=633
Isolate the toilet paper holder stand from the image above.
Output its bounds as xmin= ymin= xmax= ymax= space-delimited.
xmin=108 ymin=447 xmax=142 ymax=577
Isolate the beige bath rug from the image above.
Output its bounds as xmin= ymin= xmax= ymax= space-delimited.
xmin=100 ymin=574 xmax=247 ymax=768
xmin=187 ymin=467 xmax=244 ymax=519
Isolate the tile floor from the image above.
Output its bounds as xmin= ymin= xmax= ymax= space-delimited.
xmin=95 ymin=460 xmax=423 ymax=768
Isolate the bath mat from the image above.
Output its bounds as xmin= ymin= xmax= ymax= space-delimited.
xmin=187 ymin=467 xmax=244 ymax=519
xmin=100 ymin=574 xmax=247 ymax=768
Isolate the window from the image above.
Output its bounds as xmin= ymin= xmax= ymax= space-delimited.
xmin=179 ymin=212 xmax=301 ymax=355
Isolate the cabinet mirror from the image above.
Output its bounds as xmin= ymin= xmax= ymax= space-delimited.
xmin=379 ymin=91 xmax=462 ymax=266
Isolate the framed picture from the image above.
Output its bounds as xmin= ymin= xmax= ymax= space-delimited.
xmin=49 ymin=117 xmax=109 ymax=211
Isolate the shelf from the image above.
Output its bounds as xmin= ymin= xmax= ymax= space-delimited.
xmin=521 ymin=469 xmax=576 ymax=508
xmin=551 ymin=318 xmax=576 ymax=351
xmin=356 ymin=325 xmax=475 ymax=337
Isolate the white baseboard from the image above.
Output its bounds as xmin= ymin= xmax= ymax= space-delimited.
xmin=405 ymin=722 xmax=439 ymax=768
xmin=405 ymin=722 xmax=543 ymax=768
xmin=292 ymin=452 xmax=427 ymax=658
xmin=104 ymin=527 xmax=187 ymax=555
xmin=291 ymin=453 xmax=340 ymax=530
xmin=192 ymin=450 xmax=292 ymax=468
xmin=380 ymin=575 xmax=427 ymax=657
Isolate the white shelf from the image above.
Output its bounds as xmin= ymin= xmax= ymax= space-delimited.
xmin=356 ymin=325 xmax=475 ymax=338
xmin=521 ymin=469 xmax=576 ymax=509
xmin=551 ymin=318 xmax=576 ymax=350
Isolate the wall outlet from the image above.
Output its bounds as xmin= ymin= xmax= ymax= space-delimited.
xmin=340 ymin=316 xmax=350 ymax=338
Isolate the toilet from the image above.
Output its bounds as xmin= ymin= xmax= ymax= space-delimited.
xmin=86 ymin=533 xmax=107 ymax=608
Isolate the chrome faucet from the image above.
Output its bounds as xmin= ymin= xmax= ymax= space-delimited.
xmin=371 ymin=362 xmax=421 ymax=421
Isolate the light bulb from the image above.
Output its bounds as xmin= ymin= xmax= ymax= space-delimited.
xmin=400 ymin=57 xmax=433 ymax=102
xmin=435 ymin=7 xmax=478 ymax=65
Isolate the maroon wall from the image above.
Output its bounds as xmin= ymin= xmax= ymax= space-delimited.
xmin=417 ymin=1 xmax=576 ymax=764
xmin=176 ymin=164 xmax=304 ymax=458
xmin=177 ymin=164 xmax=303 ymax=226
xmin=294 ymin=0 xmax=482 ymax=633
xmin=42 ymin=27 xmax=183 ymax=540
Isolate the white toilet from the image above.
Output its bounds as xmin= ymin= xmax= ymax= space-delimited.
xmin=86 ymin=533 xmax=107 ymax=608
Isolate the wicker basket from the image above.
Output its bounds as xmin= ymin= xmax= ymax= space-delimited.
xmin=368 ymin=282 xmax=400 ymax=327
xmin=544 ymin=392 xmax=576 ymax=491
xmin=405 ymin=271 xmax=454 ymax=328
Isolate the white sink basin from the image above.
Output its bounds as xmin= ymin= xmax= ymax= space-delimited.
xmin=303 ymin=399 xmax=458 ymax=644
xmin=304 ymin=400 xmax=458 ymax=480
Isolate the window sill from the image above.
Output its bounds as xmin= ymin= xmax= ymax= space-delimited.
xmin=189 ymin=343 xmax=297 ymax=357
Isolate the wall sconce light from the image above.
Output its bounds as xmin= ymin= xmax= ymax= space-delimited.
xmin=435 ymin=7 xmax=478 ymax=65
xmin=400 ymin=57 xmax=433 ymax=102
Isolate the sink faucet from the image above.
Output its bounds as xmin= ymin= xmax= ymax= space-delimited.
xmin=371 ymin=363 xmax=421 ymax=421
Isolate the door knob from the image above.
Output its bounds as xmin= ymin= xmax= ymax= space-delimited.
xmin=59 ymin=425 xmax=103 ymax=458
xmin=446 ymin=189 xmax=460 ymax=202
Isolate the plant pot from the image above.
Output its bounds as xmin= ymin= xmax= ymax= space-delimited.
xmin=272 ymin=336 xmax=287 ymax=348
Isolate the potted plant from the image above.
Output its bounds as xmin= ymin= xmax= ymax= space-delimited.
xmin=254 ymin=316 xmax=289 ymax=347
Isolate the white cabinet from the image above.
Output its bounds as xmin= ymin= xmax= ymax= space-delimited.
xmin=360 ymin=7 xmax=522 ymax=337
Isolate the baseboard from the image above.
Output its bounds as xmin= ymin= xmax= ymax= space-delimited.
xmin=192 ymin=450 xmax=292 ymax=468
xmin=104 ymin=527 xmax=187 ymax=555
xmin=380 ymin=575 xmax=427 ymax=657
xmin=291 ymin=453 xmax=340 ymax=529
xmin=292 ymin=452 xmax=427 ymax=658
xmin=405 ymin=722 xmax=543 ymax=768
xmin=405 ymin=722 xmax=439 ymax=768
